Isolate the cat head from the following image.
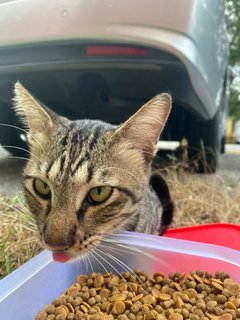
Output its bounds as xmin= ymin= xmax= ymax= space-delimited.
xmin=13 ymin=82 xmax=171 ymax=261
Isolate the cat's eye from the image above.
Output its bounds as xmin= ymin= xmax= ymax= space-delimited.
xmin=33 ymin=178 xmax=51 ymax=199
xmin=88 ymin=186 xmax=112 ymax=204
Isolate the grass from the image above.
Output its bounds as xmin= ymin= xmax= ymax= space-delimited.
xmin=0 ymin=167 xmax=240 ymax=279
xmin=0 ymin=194 xmax=41 ymax=279
xmin=164 ymin=168 xmax=240 ymax=227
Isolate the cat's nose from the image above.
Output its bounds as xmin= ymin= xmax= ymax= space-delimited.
xmin=43 ymin=222 xmax=76 ymax=249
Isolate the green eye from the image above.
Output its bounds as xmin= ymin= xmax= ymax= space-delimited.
xmin=33 ymin=178 xmax=51 ymax=198
xmin=88 ymin=186 xmax=112 ymax=204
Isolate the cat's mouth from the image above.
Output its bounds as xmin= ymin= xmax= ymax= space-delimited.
xmin=52 ymin=251 xmax=72 ymax=263
xmin=44 ymin=237 xmax=102 ymax=263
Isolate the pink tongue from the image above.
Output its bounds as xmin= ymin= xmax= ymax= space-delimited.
xmin=52 ymin=251 xmax=71 ymax=263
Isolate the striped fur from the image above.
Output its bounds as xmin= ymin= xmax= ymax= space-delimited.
xmin=14 ymin=82 xmax=174 ymax=260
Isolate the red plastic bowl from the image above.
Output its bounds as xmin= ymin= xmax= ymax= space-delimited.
xmin=164 ymin=223 xmax=240 ymax=251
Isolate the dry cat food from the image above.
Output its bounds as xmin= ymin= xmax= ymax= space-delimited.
xmin=35 ymin=269 xmax=240 ymax=320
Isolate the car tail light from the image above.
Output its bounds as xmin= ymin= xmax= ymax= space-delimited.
xmin=86 ymin=45 xmax=146 ymax=57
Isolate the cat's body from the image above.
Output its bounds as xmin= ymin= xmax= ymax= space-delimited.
xmin=13 ymin=82 xmax=173 ymax=262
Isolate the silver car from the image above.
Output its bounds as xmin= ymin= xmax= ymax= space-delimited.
xmin=0 ymin=0 xmax=229 ymax=172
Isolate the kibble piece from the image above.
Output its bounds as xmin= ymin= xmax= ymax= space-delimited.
xmin=109 ymin=293 xmax=126 ymax=302
xmin=45 ymin=304 xmax=55 ymax=314
xmin=168 ymin=312 xmax=183 ymax=320
xmin=129 ymin=282 xmax=138 ymax=293
xmin=228 ymin=297 xmax=238 ymax=307
xmin=87 ymin=278 xmax=94 ymax=287
xmin=100 ymin=289 xmax=110 ymax=299
xmin=67 ymin=313 xmax=75 ymax=320
xmin=225 ymin=301 xmax=237 ymax=310
xmin=118 ymin=315 xmax=129 ymax=320
xmin=94 ymin=274 xmax=104 ymax=288
xmin=156 ymin=315 xmax=167 ymax=320
xmin=206 ymin=300 xmax=217 ymax=312
xmin=55 ymin=306 xmax=68 ymax=319
xmin=80 ymin=304 xmax=89 ymax=313
xmin=142 ymin=294 xmax=156 ymax=305
xmin=222 ymin=288 xmax=232 ymax=298
xmin=162 ymin=299 xmax=174 ymax=309
xmin=145 ymin=311 xmax=155 ymax=320
xmin=130 ymin=304 xmax=139 ymax=314
xmin=217 ymin=294 xmax=228 ymax=304
xmin=212 ymin=281 xmax=224 ymax=292
xmin=109 ymin=275 xmax=120 ymax=287
xmin=185 ymin=288 xmax=198 ymax=298
xmin=159 ymin=293 xmax=171 ymax=301
xmin=151 ymin=288 xmax=161 ymax=299
xmin=218 ymin=314 xmax=233 ymax=320
xmin=56 ymin=315 xmax=66 ymax=320
xmin=77 ymin=275 xmax=88 ymax=285
xmin=112 ymin=301 xmax=126 ymax=315
xmin=88 ymin=297 xmax=96 ymax=306
xmin=82 ymin=291 xmax=90 ymax=300
xmin=174 ymin=296 xmax=184 ymax=308
xmin=35 ymin=310 xmax=48 ymax=320
xmin=118 ymin=282 xmax=128 ymax=292
xmin=181 ymin=308 xmax=189 ymax=318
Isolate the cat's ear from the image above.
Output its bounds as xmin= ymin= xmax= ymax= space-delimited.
xmin=116 ymin=93 xmax=172 ymax=157
xmin=13 ymin=82 xmax=63 ymax=144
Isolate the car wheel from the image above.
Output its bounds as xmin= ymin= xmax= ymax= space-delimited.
xmin=0 ymin=102 xmax=29 ymax=157
xmin=187 ymin=109 xmax=221 ymax=173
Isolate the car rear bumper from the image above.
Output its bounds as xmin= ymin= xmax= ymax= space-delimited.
xmin=0 ymin=0 xmax=228 ymax=120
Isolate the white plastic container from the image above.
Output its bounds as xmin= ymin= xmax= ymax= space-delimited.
xmin=0 ymin=232 xmax=239 ymax=320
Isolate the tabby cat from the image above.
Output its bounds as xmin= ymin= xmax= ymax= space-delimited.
xmin=13 ymin=82 xmax=173 ymax=262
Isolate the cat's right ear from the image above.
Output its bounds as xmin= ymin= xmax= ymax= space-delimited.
xmin=13 ymin=82 xmax=63 ymax=144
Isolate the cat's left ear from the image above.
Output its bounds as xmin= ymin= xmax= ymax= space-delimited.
xmin=13 ymin=82 xmax=64 ymax=145
xmin=115 ymin=93 xmax=172 ymax=158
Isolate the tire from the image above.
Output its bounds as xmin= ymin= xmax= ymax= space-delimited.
xmin=186 ymin=109 xmax=221 ymax=173
xmin=0 ymin=102 xmax=29 ymax=157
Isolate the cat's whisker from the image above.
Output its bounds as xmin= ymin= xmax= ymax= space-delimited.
xmin=0 ymin=123 xmax=44 ymax=151
xmin=0 ymin=200 xmax=36 ymax=231
xmin=1 ymin=200 xmax=27 ymax=217
xmin=4 ymin=155 xmax=29 ymax=161
xmin=101 ymin=238 xmax=144 ymax=254
xmin=98 ymin=244 xmax=127 ymax=259
xmin=100 ymin=237 xmax=146 ymax=255
xmin=15 ymin=203 xmax=32 ymax=219
xmin=85 ymin=252 xmax=94 ymax=274
xmin=100 ymin=240 xmax=160 ymax=267
xmin=89 ymin=250 xmax=112 ymax=278
xmin=95 ymin=247 xmax=146 ymax=291
xmin=108 ymin=232 xmax=164 ymax=243
xmin=96 ymin=247 xmax=136 ymax=277
xmin=78 ymin=254 xmax=88 ymax=274
xmin=15 ymin=195 xmax=31 ymax=214
xmin=98 ymin=243 xmax=139 ymax=257
xmin=91 ymin=248 xmax=135 ymax=294
xmin=10 ymin=237 xmax=38 ymax=248
xmin=101 ymin=236 xmax=174 ymax=272
xmin=2 ymin=145 xmax=42 ymax=162
xmin=85 ymin=254 xmax=91 ymax=274
xmin=13 ymin=195 xmax=36 ymax=226
xmin=106 ymin=233 xmax=175 ymax=263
